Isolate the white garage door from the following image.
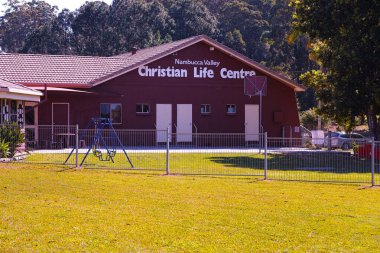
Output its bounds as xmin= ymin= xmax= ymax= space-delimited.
xmin=156 ymin=104 xmax=172 ymax=142
xmin=177 ymin=104 xmax=192 ymax=142
xmin=245 ymin=104 xmax=259 ymax=141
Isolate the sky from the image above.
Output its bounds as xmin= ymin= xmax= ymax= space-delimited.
xmin=0 ymin=0 xmax=113 ymax=14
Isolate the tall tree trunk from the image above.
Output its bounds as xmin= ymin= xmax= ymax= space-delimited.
xmin=368 ymin=109 xmax=379 ymax=140
xmin=375 ymin=116 xmax=380 ymax=141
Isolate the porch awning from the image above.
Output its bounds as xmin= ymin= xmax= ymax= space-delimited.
xmin=0 ymin=78 xmax=42 ymax=102
xmin=33 ymin=87 xmax=94 ymax=94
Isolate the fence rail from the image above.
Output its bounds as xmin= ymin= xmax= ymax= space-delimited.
xmin=1 ymin=125 xmax=378 ymax=186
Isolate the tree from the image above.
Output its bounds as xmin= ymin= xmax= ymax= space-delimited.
xmin=201 ymin=0 xmax=227 ymax=16
xmin=219 ymin=0 xmax=268 ymax=61
xmin=72 ymin=1 xmax=113 ymax=56
xmin=224 ymin=29 xmax=246 ymax=54
xmin=22 ymin=9 xmax=74 ymax=54
xmin=110 ymin=0 xmax=174 ymax=53
xmin=168 ymin=0 xmax=218 ymax=40
xmin=0 ymin=0 xmax=57 ymax=52
xmin=291 ymin=0 xmax=380 ymax=137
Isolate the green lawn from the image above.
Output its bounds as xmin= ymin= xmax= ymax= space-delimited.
xmin=22 ymin=151 xmax=380 ymax=184
xmin=1 ymin=164 xmax=379 ymax=252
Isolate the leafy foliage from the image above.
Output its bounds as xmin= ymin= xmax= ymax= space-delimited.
xmin=72 ymin=1 xmax=113 ymax=56
xmin=290 ymin=0 xmax=380 ymax=137
xmin=299 ymin=108 xmax=327 ymax=131
xmin=219 ymin=0 xmax=268 ymax=61
xmin=109 ymin=0 xmax=174 ymax=54
xmin=168 ymin=0 xmax=217 ymax=40
xmin=0 ymin=122 xmax=24 ymax=157
xmin=0 ymin=0 xmax=57 ymax=52
xmin=0 ymin=139 xmax=10 ymax=158
xmin=22 ymin=9 xmax=74 ymax=54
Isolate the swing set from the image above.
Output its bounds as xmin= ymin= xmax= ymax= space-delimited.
xmin=64 ymin=118 xmax=134 ymax=168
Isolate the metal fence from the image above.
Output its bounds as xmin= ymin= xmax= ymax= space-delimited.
xmin=2 ymin=125 xmax=379 ymax=186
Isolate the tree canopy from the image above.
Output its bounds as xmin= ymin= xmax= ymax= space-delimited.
xmin=291 ymin=0 xmax=380 ymax=136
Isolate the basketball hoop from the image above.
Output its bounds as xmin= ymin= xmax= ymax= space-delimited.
xmin=244 ymin=76 xmax=267 ymax=97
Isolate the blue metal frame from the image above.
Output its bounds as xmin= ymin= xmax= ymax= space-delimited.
xmin=64 ymin=118 xmax=134 ymax=168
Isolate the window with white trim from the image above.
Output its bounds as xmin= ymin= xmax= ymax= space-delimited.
xmin=200 ymin=104 xmax=211 ymax=114
xmin=136 ymin=103 xmax=150 ymax=114
xmin=0 ymin=99 xmax=23 ymax=125
xmin=226 ymin=104 xmax=237 ymax=114
xmin=100 ymin=103 xmax=122 ymax=124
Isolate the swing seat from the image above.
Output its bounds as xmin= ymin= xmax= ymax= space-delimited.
xmin=93 ymin=149 xmax=102 ymax=158
xmin=93 ymin=149 xmax=116 ymax=162
xmin=103 ymin=151 xmax=116 ymax=161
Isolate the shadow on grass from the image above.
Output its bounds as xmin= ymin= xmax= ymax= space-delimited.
xmin=209 ymin=151 xmax=374 ymax=174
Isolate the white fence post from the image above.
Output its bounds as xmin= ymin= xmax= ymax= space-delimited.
xmin=166 ymin=126 xmax=170 ymax=175
xmin=264 ymin=132 xmax=268 ymax=180
xmin=75 ymin=124 xmax=79 ymax=168
xmin=371 ymin=137 xmax=375 ymax=187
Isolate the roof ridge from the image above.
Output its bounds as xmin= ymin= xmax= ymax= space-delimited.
xmin=115 ymin=35 xmax=204 ymax=58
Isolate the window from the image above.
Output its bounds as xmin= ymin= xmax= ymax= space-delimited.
xmin=226 ymin=104 xmax=236 ymax=114
xmin=100 ymin=103 xmax=122 ymax=124
xmin=136 ymin=103 xmax=150 ymax=114
xmin=351 ymin=134 xmax=363 ymax=139
xmin=0 ymin=99 xmax=23 ymax=125
xmin=200 ymin=104 xmax=211 ymax=114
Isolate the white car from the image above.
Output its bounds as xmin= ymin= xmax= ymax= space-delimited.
xmin=324 ymin=132 xmax=369 ymax=150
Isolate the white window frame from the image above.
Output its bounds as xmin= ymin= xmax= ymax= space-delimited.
xmin=200 ymin=104 xmax=211 ymax=114
xmin=226 ymin=104 xmax=237 ymax=114
xmin=136 ymin=103 xmax=150 ymax=114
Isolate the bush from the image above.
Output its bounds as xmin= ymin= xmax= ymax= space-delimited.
xmin=0 ymin=139 xmax=10 ymax=158
xmin=0 ymin=122 xmax=24 ymax=157
xmin=300 ymin=108 xmax=328 ymax=130
xmin=352 ymin=141 xmax=359 ymax=155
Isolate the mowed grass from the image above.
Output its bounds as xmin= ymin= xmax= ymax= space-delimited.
xmin=1 ymin=164 xmax=380 ymax=252
xmin=23 ymin=151 xmax=380 ymax=183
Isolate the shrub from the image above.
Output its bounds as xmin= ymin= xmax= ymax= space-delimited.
xmin=0 ymin=139 xmax=10 ymax=158
xmin=0 ymin=122 xmax=24 ymax=157
xmin=352 ymin=141 xmax=359 ymax=155
xmin=303 ymin=138 xmax=316 ymax=149
xmin=300 ymin=108 xmax=328 ymax=130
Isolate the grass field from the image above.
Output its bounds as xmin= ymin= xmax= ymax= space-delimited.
xmin=22 ymin=151 xmax=380 ymax=184
xmin=1 ymin=163 xmax=379 ymax=252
